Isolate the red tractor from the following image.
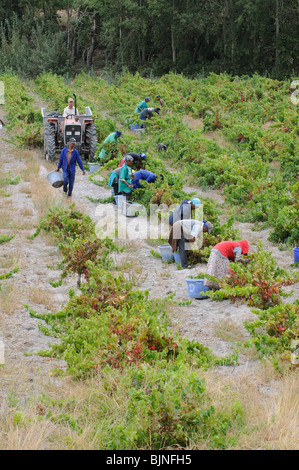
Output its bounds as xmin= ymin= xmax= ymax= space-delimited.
xmin=41 ymin=94 xmax=98 ymax=162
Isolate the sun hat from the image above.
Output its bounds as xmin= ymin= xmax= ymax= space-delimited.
xmin=191 ymin=198 xmax=201 ymax=207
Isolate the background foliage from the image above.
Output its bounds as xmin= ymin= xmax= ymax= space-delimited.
xmin=0 ymin=0 xmax=298 ymax=78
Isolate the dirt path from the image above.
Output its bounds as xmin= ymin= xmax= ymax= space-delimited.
xmin=0 ymin=113 xmax=71 ymax=409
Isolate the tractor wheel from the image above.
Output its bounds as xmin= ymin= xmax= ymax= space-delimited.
xmin=44 ymin=123 xmax=56 ymax=161
xmin=85 ymin=124 xmax=98 ymax=162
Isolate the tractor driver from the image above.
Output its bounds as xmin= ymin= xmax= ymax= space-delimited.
xmin=61 ymin=98 xmax=78 ymax=133
xmin=63 ymin=98 xmax=78 ymax=117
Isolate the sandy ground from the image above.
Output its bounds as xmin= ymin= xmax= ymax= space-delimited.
xmin=0 ymin=99 xmax=298 ymax=413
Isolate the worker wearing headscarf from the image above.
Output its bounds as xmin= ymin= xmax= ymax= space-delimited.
xmin=203 ymin=240 xmax=250 ymax=290
xmin=118 ymin=155 xmax=134 ymax=200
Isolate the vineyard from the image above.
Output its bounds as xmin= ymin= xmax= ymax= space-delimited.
xmin=0 ymin=70 xmax=298 ymax=450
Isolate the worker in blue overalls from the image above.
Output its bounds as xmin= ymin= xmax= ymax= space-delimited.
xmin=56 ymin=137 xmax=85 ymax=197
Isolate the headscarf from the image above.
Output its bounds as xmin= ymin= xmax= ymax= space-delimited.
xmin=191 ymin=198 xmax=201 ymax=208
xmin=203 ymin=220 xmax=213 ymax=233
xmin=239 ymin=240 xmax=249 ymax=255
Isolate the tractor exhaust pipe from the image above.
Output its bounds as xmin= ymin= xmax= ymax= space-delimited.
xmin=73 ymin=93 xmax=77 ymax=115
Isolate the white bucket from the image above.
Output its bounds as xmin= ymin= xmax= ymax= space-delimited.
xmin=158 ymin=244 xmax=174 ymax=262
xmin=122 ymin=201 xmax=142 ymax=217
xmin=114 ymin=195 xmax=123 ymax=208
xmin=46 ymin=170 xmax=64 ymax=188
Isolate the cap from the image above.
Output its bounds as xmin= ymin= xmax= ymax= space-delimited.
xmin=115 ymin=131 xmax=122 ymax=137
xmin=145 ymin=97 xmax=150 ymax=101
xmin=69 ymin=137 xmax=76 ymax=143
xmin=140 ymin=153 xmax=147 ymax=159
xmin=68 ymin=98 xmax=74 ymax=102
xmin=191 ymin=198 xmax=201 ymax=207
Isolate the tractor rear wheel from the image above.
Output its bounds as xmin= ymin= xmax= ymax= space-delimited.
xmin=44 ymin=123 xmax=56 ymax=161
xmin=85 ymin=124 xmax=98 ymax=162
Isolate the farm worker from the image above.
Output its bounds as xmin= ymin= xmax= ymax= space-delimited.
xmin=169 ymin=198 xmax=201 ymax=226
xmin=98 ymin=130 xmax=122 ymax=161
xmin=156 ymin=94 xmax=165 ymax=107
xmin=56 ymin=137 xmax=85 ymax=198
xmin=131 ymin=170 xmax=157 ymax=189
xmin=61 ymin=97 xmax=79 ymax=132
xmin=118 ymin=155 xmax=134 ymax=201
xmin=108 ymin=166 xmax=122 ymax=195
xmin=119 ymin=152 xmax=147 ymax=170
xmin=203 ymin=240 xmax=250 ymax=290
xmin=140 ymin=108 xmax=160 ymax=127
xmin=157 ymin=143 xmax=167 ymax=151
xmin=168 ymin=219 xmax=213 ymax=269
xmin=63 ymin=97 xmax=78 ymax=117
xmin=135 ymin=97 xmax=150 ymax=113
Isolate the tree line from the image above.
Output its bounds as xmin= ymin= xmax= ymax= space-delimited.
xmin=0 ymin=0 xmax=298 ymax=78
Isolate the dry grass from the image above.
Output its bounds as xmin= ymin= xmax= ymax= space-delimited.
xmin=0 ymin=358 xmax=297 ymax=449
xmin=20 ymin=207 xmax=34 ymax=217
xmin=0 ymin=209 xmax=14 ymax=229
xmin=214 ymin=318 xmax=246 ymax=344
xmin=0 ymin=280 xmax=23 ymax=314
xmin=183 ymin=115 xmax=204 ymax=130
xmin=28 ymin=284 xmax=52 ymax=308
xmin=18 ymin=185 xmax=31 ymax=194
xmin=203 ymin=367 xmax=299 ymax=450
xmin=0 ymin=252 xmax=19 ymax=270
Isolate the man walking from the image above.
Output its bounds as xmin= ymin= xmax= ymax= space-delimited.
xmin=56 ymin=137 xmax=85 ymax=198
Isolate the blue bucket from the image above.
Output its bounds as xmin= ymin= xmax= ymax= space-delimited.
xmin=158 ymin=244 xmax=174 ymax=262
xmin=294 ymin=248 xmax=299 ymax=263
xmin=114 ymin=195 xmax=123 ymax=208
xmin=173 ymin=252 xmax=181 ymax=264
xmin=186 ymin=278 xmax=209 ymax=299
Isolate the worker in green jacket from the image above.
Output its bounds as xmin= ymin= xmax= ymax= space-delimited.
xmin=118 ymin=155 xmax=134 ymax=200
xmin=98 ymin=130 xmax=122 ymax=161
xmin=135 ymin=97 xmax=150 ymax=113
